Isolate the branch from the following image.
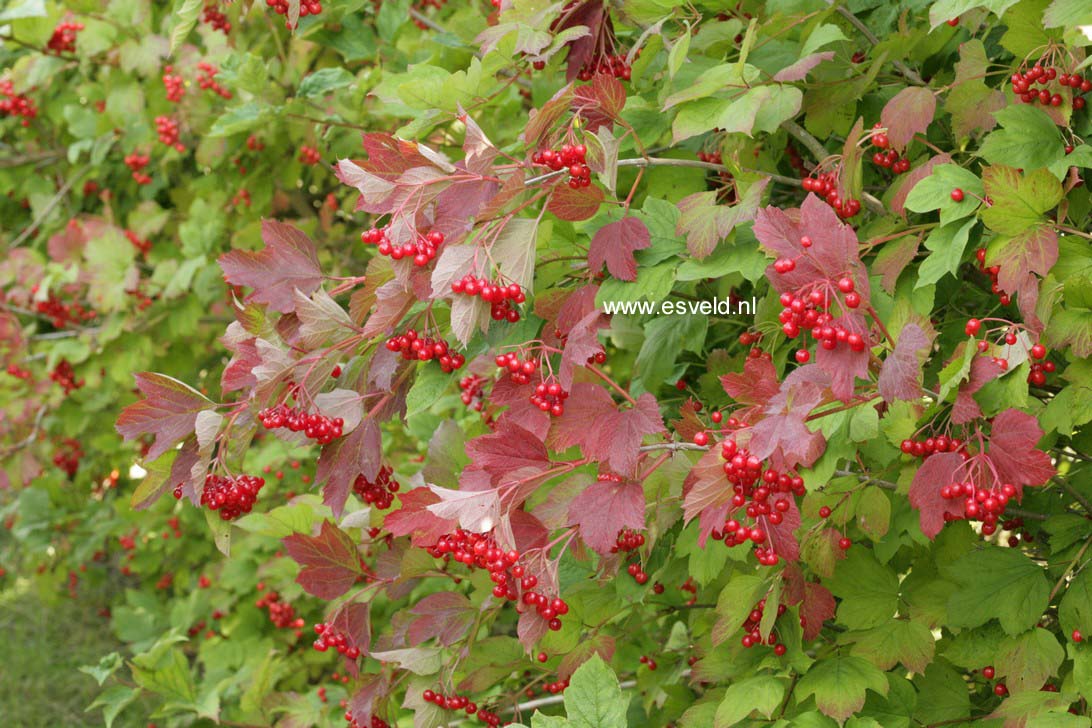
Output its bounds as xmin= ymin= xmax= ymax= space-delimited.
xmin=826 ymin=2 xmax=926 ymax=86
xmin=639 ymin=441 xmax=706 ymax=453
xmin=408 ymin=7 xmax=446 ymax=34
xmin=781 ymin=120 xmax=828 ymax=162
xmin=1053 ymin=475 xmax=1092 ymax=514
xmin=0 ymin=150 xmax=63 ymax=169
xmin=1050 ymin=535 xmax=1092 ymax=602
xmin=0 ymin=406 xmax=47 ymax=459
xmin=524 ymin=156 xmax=803 ymax=187
xmin=7 ymin=166 xmax=90 ymax=249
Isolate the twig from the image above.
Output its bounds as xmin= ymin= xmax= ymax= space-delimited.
xmin=1053 ymin=475 xmax=1092 ymax=514
xmin=826 ymin=2 xmax=926 ymax=86
xmin=781 ymin=120 xmax=828 ymax=162
xmin=639 ymin=441 xmax=706 ymax=453
xmin=1050 ymin=536 xmax=1092 ymax=602
xmin=503 ymin=680 xmax=637 ymax=717
xmin=408 ymin=7 xmax=446 ymax=34
xmin=7 ymin=166 xmax=89 ymax=249
xmin=0 ymin=150 xmax=63 ymax=169
xmin=0 ymin=406 xmax=47 ymax=459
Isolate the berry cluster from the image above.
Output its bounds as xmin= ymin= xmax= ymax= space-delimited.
xmin=256 ymin=590 xmax=306 ymax=631
xmin=869 ymin=125 xmax=910 ymax=174
xmin=385 ymin=329 xmax=465 ymax=372
xmin=52 ymin=438 xmax=83 ymax=478
xmin=191 ymin=473 xmax=266 ymax=520
xmin=579 ymin=54 xmax=632 ymax=81
xmin=974 ymin=248 xmax=1010 ymax=306
xmin=800 ymin=171 xmax=862 ymax=218
xmin=232 ymin=188 xmax=251 ymax=207
xmin=739 ymin=599 xmax=788 ymax=655
xmin=267 ymin=0 xmax=322 ymax=28
xmin=46 ymin=20 xmax=83 ymax=55
xmin=125 ymin=229 xmax=152 ymax=255
xmin=197 ymin=62 xmax=232 ymax=99
xmin=31 ymin=287 xmax=97 ymax=328
xmin=1027 ymin=352 xmax=1055 ymax=386
xmin=360 ymin=227 xmax=445 ymax=267
xmin=312 ymin=622 xmax=362 ymax=658
xmin=495 ymin=351 xmax=539 ymax=385
xmin=421 ymin=691 xmax=501 ymax=726
xmin=162 ymin=66 xmax=185 ymax=103
xmin=202 ymin=4 xmax=231 ymax=33
xmin=458 ymin=374 xmax=488 ymax=411
xmin=352 ymin=466 xmax=400 ymax=510
xmin=531 ymin=144 xmax=591 ymax=189
xmin=298 ymin=145 xmax=322 ymax=165
xmin=0 ymin=80 xmax=37 ymax=126
xmin=530 ymin=377 xmax=569 ymax=417
xmin=612 ymin=526 xmax=645 ymax=553
xmin=258 ymin=403 xmax=345 ymax=444
xmin=940 ymin=480 xmax=1017 ymax=536
xmin=451 ymin=275 xmax=526 ymax=322
xmin=775 ymin=275 xmax=867 ymax=362
xmin=6 ymin=364 xmax=32 ymax=380
xmin=50 ymin=359 xmax=84 ymax=394
xmin=124 ymin=151 xmax=152 ymax=185
xmin=246 ymin=134 xmax=265 ymax=151
xmin=1010 ymin=64 xmax=1091 ymax=110
xmin=343 ymin=713 xmax=390 ymax=728
xmin=155 ymin=116 xmax=184 ymax=152
xmin=900 ymin=435 xmax=966 ymax=459
xmin=638 ymin=655 xmax=658 ymax=670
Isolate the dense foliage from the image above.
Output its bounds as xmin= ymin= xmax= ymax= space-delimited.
xmin=2 ymin=0 xmax=1092 ymax=726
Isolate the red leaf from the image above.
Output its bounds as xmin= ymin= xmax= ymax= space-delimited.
xmin=815 ymin=313 xmax=871 ymax=402
xmin=676 ymin=180 xmax=770 ymax=259
xmin=360 ymin=280 xmax=415 ymax=339
xmin=603 ymin=393 xmax=665 ymax=476
xmin=951 ymin=356 xmax=1004 ymax=424
xmin=909 ymin=452 xmax=968 ymax=539
xmin=555 ymin=284 xmax=601 ymax=334
xmin=548 ymin=388 xmax=664 ymax=476
xmin=517 ymin=609 xmax=548 ymax=652
xmin=558 ymin=309 xmax=607 ymax=389
xmin=567 ymin=477 xmax=645 ymax=555
xmin=783 ymin=565 xmax=836 ymax=641
xmin=683 ymin=446 xmax=733 ymax=524
xmin=720 ymin=356 xmax=781 ymax=416
xmin=426 ymin=484 xmax=501 ymax=533
xmin=490 ymin=376 xmax=552 ymax=441
xmin=524 ymin=84 xmax=576 ymax=149
xmin=317 ymin=418 xmax=382 ymax=518
xmin=466 ymin=422 xmax=552 ymax=485
xmin=329 ymin=601 xmax=372 ymax=656
xmin=547 ymin=183 xmax=604 ymax=222
xmin=878 ymin=323 xmax=932 ymax=403
xmin=748 ymin=379 xmax=826 ymax=470
xmin=587 ymin=216 xmax=650 ymax=282
xmin=880 ymin=87 xmax=936 ymax=151
xmin=347 ymin=673 xmax=390 ymax=728
xmin=773 ymin=52 xmax=835 ymax=82
xmin=407 ymin=592 xmax=476 ymax=647
xmin=385 ymin=487 xmax=455 ymax=547
xmin=670 ymin=400 xmax=705 ymax=443
xmin=890 ymin=153 xmax=951 ymax=216
xmin=116 ymin=373 xmax=211 ymax=461
xmin=282 ymin=520 xmax=364 ymax=600
xmin=761 ymin=492 xmax=801 ymax=562
xmin=988 ymin=224 xmax=1058 ymax=333
xmin=220 ymin=335 xmax=260 ymax=394
xmin=218 ymin=220 xmax=322 ymax=314
xmin=988 ymin=408 xmax=1055 ymax=489
xmin=547 ymin=382 xmax=617 ymax=455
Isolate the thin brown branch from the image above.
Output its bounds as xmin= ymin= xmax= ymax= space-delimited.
xmin=828 ymin=2 xmax=926 ymax=85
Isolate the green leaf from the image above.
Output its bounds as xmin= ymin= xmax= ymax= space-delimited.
xmin=298 ymin=68 xmax=356 ymax=98
xmin=801 ymin=24 xmax=848 ymax=55
xmin=1059 ymin=565 xmax=1092 ymax=641
xmin=996 ymin=627 xmax=1064 ymax=693
xmin=667 ymin=30 xmax=690 ymax=79
xmin=563 ymin=654 xmax=628 ymax=728
xmin=915 ymin=218 xmax=976 ymax=288
xmin=826 ymin=549 xmax=900 ymax=629
xmin=0 ymin=0 xmax=45 ymax=21
xmin=797 ymin=655 xmax=889 ymax=722
xmin=855 ymin=487 xmax=891 ymax=541
xmin=169 ymin=0 xmax=203 ymax=55
xmin=847 ymin=620 xmax=936 ymax=672
xmin=715 ymin=676 xmax=785 ymax=726
xmin=131 ymin=645 xmax=197 ymax=703
xmin=978 ymin=106 xmax=1066 ymax=171
xmin=1044 ymin=0 xmax=1092 ymax=27
xmin=981 ymin=166 xmax=1064 ymax=235
xmin=928 ymin=0 xmax=1022 ymax=29
xmin=87 ymin=685 xmax=140 ymax=728
xmin=79 ymin=652 xmax=124 ymax=686
xmin=912 ymin=660 xmax=971 ymax=724
xmin=531 ymin=713 xmax=571 ymax=728
xmin=208 ymin=103 xmax=276 ymax=138
xmin=904 ymin=164 xmax=984 ymax=225
xmin=377 ymin=0 xmax=411 ymax=41
xmin=712 ymin=574 xmax=769 ymax=645
xmin=945 ymin=546 xmax=1051 ymax=635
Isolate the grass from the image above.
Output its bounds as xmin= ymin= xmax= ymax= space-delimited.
xmin=0 ymin=582 xmax=150 ymax=727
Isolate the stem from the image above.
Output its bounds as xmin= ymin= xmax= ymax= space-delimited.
xmin=781 ymin=120 xmax=828 ymax=162
xmin=827 ymin=2 xmax=926 ymax=85
xmin=1053 ymin=475 xmax=1092 ymax=514
xmin=7 ymin=165 xmax=90 ymax=249
xmin=586 ymin=365 xmax=637 ymax=405
xmin=1050 ymin=536 xmax=1092 ymax=602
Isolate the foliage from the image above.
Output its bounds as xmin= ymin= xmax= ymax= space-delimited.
xmin=2 ymin=0 xmax=1092 ymax=727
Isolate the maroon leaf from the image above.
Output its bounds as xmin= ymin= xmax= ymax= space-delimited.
xmin=220 ymin=334 xmax=260 ymax=393
xmin=555 ymin=284 xmax=601 ymax=334
xmin=317 ymin=418 xmax=382 ymax=518
xmin=547 ymin=382 xmax=617 ymax=455
xmin=491 ymin=376 xmax=552 ymax=441
xmin=547 ymin=182 xmax=604 ymax=222
xmin=592 ymin=72 xmax=626 ymax=118
xmin=988 ymin=224 xmax=1058 ymax=333
xmin=567 ymin=477 xmax=645 ymax=555
xmin=988 ymin=408 xmax=1055 ymax=489
xmin=329 ymin=601 xmax=372 ymax=656
xmin=908 ymin=452 xmax=968 ymax=539
xmin=890 ymin=153 xmax=951 ymax=216
xmin=558 ymin=309 xmax=607 ymax=389
xmin=951 ymin=356 xmax=1005 ymax=424
xmin=603 ymin=393 xmax=665 ymax=476
xmin=880 ymin=87 xmax=936 ymax=151
xmin=347 ymin=673 xmax=390 ymax=728
xmin=670 ymin=400 xmax=705 ymax=443
xmin=587 ymin=216 xmax=650 ymax=281
xmin=683 ymin=446 xmax=733 ymax=524
xmin=385 ymin=487 xmax=455 ymax=547
xmin=676 ymin=179 xmax=770 ymax=259
xmin=282 ymin=520 xmax=363 ymax=600
xmin=873 ymin=233 xmax=922 ymax=292
xmin=783 ymin=565 xmax=836 ymax=641
xmin=748 ymin=379 xmax=826 ymax=470
xmin=466 ymin=422 xmax=552 ymax=485
xmin=816 ymin=313 xmax=871 ymax=402
xmin=524 ymin=84 xmax=576 ymax=149
xmin=168 ymin=439 xmax=203 ymax=506
xmin=720 ymin=356 xmax=781 ymax=411
xmin=407 ymin=592 xmax=476 ymax=647
xmin=517 ymin=609 xmax=548 ymax=652
xmin=773 ymin=52 xmax=835 ymax=82
xmin=116 ymin=373 xmax=211 ymax=461
xmin=761 ymin=492 xmax=801 ymax=562
xmin=218 ymin=220 xmax=322 ymax=314
xmin=878 ymin=323 xmax=932 ymax=403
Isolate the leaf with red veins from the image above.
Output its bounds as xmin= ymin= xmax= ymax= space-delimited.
xmin=951 ymin=356 xmax=1005 ymax=424
xmin=557 ymin=635 xmax=616 ymax=681
xmin=773 ymin=51 xmax=835 ymax=82
xmin=360 ymin=280 xmax=415 ymax=338
xmin=567 ymin=476 xmax=645 ymax=555
xmin=466 ymin=422 xmax=552 ymax=485
xmin=760 ymin=493 xmax=802 ymax=562
xmin=317 ymin=418 xmax=382 ymax=518
xmin=547 ymin=382 xmax=616 ymax=455
xmin=217 ymin=220 xmax=322 ymax=314
xmin=816 ymin=313 xmax=871 ymax=403
xmin=385 ymin=487 xmax=455 ymax=546
xmin=335 ymin=159 xmax=396 ymax=214
xmin=490 ymin=375 xmax=551 ymax=440
xmin=878 ymin=323 xmax=933 ymax=403
xmin=555 ymin=0 xmax=606 ymax=81
xmin=782 ymin=565 xmax=836 ymax=641
xmin=116 ymin=373 xmax=212 ymax=461
xmin=219 ymin=334 xmax=260 ymax=394
xmin=749 ymin=378 xmax=826 ymax=470
xmin=517 ymin=609 xmax=549 ymax=652
xmin=161 ymin=439 xmax=203 ymax=507
xmin=753 ymin=193 xmax=868 ymax=299
xmin=697 ymin=502 xmax=731 ymax=547
xmin=523 ymin=84 xmax=576 ymax=149
xmin=425 ymin=484 xmax=501 ymax=533
xmin=720 ymin=356 xmax=781 ymax=411
xmin=670 ymin=399 xmax=706 ymax=443
xmin=588 ymin=216 xmax=650 ymax=282
xmin=547 ymin=182 xmax=605 ymax=222
xmin=683 ymin=446 xmax=733 ymax=524
xmin=433 ymin=175 xmax=500 ymax=240
xmin=347 ymin=673 xmax=390 ymax=728
xmin=988 ymin=408 xmax=1056 ymax=490
xmin=603 ymin=393 xmax=666 ymax=476
xmin=329 ymin=601 xmax=372 ymax=656
xmin=880 ymin=87 xmax=937 ymax=151
xmin=459 ymin=112 xmax=498 ymax=176
xmin=558 ymin=309 xmax=607 ymax=389
xmin=407 ymin=592 xmax=476 ymax=647
xmin=555 ymin=284 xmax=602 ymax=334
xmin=988 ymin=224 xmax=1058 ymax=333
xmin=676 ymin=179 xmax=770 ymax=259
xmin=909 ymin=451 xmax=969 ymax=539
xmin=282 ymin=520 xmax=364 ymax=600
xmin=507 ymin=509 xmax=551 ymax=553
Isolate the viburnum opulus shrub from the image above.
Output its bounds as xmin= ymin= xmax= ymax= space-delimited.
xmin=2 ymin=0 xmax=1092 ymax=725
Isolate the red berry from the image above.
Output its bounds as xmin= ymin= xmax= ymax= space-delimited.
xmin=951 ymin=188 xmax=964 ymax=202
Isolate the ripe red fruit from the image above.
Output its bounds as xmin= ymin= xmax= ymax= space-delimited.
xmin=693 ymin=431 xmax=709 ymax=446
xmin=1074 ymin=630 xmax=1083 ymax=643
xmin=1030 ymin=344 xmax=1046 ymax=359
xmin=838 ymin=537 xmax=852 ymax=550
xmin=994 ymin=683 xmax=1007 ymax=696
xmin=965 ymin=318 xmax=981 ymax=336
xmin=950 ymin=188 xmax=964 ymax=202
xmin=818 ymin=506 xmax=831 ymax=519
xmin=675 ymin=379 xmax=686 ymax=391
xmin=537 ymin=652 xmax=548 ymax=662
xmin=795 ymin=349 xmax=810 ymax=364
xmin=983 ymin=665 xmax=996 ymax=680
xmin=837 ymin=277 xmax=855 ymax=293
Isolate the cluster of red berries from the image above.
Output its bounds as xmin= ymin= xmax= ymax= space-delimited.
xmin=187 ymin=473 xmax=265 ymax=520
xmin=155 ymin=116 xmax=184 ymax=152
xmin=344 ymin=713 xmax=390 ymax=728
xmin=52 ymin=438 xmax=84 ymax=478
xmin=495 ymin=351 xmax=539 ymax=385
xmin=162 ymin=67 xmax=185 ymax=103
xmin=50 ymin=359 xmax=84 ymax=394
xmin=0 ymin=80 xmax=38 ymax=126
xmin=312 ymin=622 xmax=362 ymax=658
xmin=1027 ymin=353 xmax=1055 ymax=386
xmin=776 ymin=276 xmax=866 ymax=361
xmin=360 ymin=227 xmax=445 ymax=267
xmin=125 ymin=229 xmax=152 ymax=255
xmin=978 ymin=666 xmax=1009 ymax=697
xmin=974 ymin=248 xmax=1011 ymax=306
xmin=869 ymin=125 xmax=911 ymax=173
xmin=900 ymin=434 xmax=966 ymax=459
xmin=800 ymin=171 xmax=862 ymax=218
xmin=257 ymin=590 xmax=306 ymax=631
xmin=458 ymin=374 xmax=487 ymax=411
xmin=739 ymin=599 xmax=788 ymax=655
xmin=613 ymin=526 xmax=645 ymax=553
xmin=1010 ymin=64 xmax=1091 ymax=109
xmin=124 ymin=152 xmax=152 ymax=185
xmin=577 ymin=54 xmax=632 ymax=81
xmin=46 ymin=20 xmax=84 ymax=55
xmin=939 ymin=476 xmax=1018 ymax=536
xmin=246 ymin=134 xmax=265 ymax=151
xmin=351 ymin=466 xmax=400 ymax=510
xmin=531 ymin=144 xmax=592 ymax=189
xmin=202 ymin=4 xmax=231 ymax=33
xmin=451 ymin=275 xmax=526 ymax=322
xmin=298 ymin=145 xmax=322 ymax=165
xmin=267 ymin=0 xmax=322 ymax=28
xmin=421 ymin=691 xmax=501 ymax=726
xmin=638 ymin=655 xmax=658 ymax=670
xmin=6 ymin=364 xmax=32 ymax=380
xmin=385 ymin=329 xmax=465 ymax=372
xmin=30 ymin=286 xmax=96 ymax=328
xmin=530 ymin=377 xmax=569 ymax=417
xmin=258 ymin=403 xmax=345 ymax=444
xmin=232 ymin=188 xmax=251 ymax=207
xmin=197 ymin=62 xmax=232 ymax=99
